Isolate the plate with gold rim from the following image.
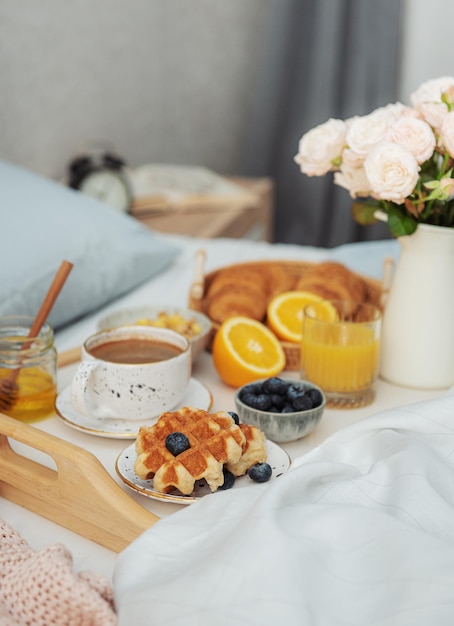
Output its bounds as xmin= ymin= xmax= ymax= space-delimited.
xmin=54 ymin=377 xmax=213 ymax=439
xmin=115 ymin=439 xmax=291 ymax=505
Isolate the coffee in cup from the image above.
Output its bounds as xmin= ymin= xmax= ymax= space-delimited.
xmin=71 ymin=326 xmax=191 ymax=420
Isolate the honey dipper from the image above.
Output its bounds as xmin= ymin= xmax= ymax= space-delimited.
xmin=0 ymin=260 xmax=73 ymax=410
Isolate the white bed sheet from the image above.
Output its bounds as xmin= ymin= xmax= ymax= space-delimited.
xmin=115 ymin=388 xmax=454 ymax=626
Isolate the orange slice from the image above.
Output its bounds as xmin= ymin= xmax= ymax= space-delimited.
xmin=267 ymin=291 xmax=338 ymax=343
xmin=212 ymin=316 xmax=286 ymax=388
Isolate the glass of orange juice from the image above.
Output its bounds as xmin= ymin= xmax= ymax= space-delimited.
xmin=301 ymin=300 xmax=382 ymax=408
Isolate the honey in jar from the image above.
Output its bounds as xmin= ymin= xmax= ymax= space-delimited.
xmin=0 ymin=315 xmax=57 ymax=422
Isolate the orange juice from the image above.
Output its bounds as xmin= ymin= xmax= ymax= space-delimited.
xmin=301 ymin=324 xmax=380 ymax=392
xmin=301 ymin=300 xmax=381 ymax=408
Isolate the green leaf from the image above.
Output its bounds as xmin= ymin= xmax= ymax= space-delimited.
xmin=387 ymin=208 xmax=418 ymax=237
xmin=423 ymin=180 xmax=439 ymax=190
xmin=352 ymin=200 xmax=380 ymax=225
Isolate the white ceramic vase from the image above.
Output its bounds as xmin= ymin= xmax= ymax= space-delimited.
xmin=380 ymin=224 xmax=454 ymax=389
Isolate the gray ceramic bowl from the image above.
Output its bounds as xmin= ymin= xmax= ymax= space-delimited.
xmin=97 ymin=305 xmax=212 ymax=363
xmin=234 ymin=378 xmax=326 ymax=443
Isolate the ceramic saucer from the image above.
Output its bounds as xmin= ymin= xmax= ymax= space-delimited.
xmin=55 ymin=378 xmax=213 ymax=439
xmin=115 ymin=440 xmax=291 ymax=505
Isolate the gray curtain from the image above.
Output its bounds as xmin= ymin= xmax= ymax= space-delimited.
xmin=241 ymin=0 xmax=403 ymax=247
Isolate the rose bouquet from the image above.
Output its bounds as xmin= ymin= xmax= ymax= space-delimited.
xmin=294 ymin=76 xmax=454 ymax=237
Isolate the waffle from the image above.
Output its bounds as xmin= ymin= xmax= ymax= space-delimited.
xmin=226 ymin=423 xmax=267 ymax=477
xmin=134 ymin=407 xmax=267 ymax=495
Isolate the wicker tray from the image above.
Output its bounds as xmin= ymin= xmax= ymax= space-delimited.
xmin=188 ymin=256 xmax=385 ymax=371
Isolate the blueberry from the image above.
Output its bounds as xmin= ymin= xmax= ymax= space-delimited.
xmin=307 ymin=388 xmax=323 ymax=408
xmin=270 ymin=393 xmax=285 ymax=409
xmin=286 ymin=383 xmax=303 ymax=402
xmin=262 ymin=377 xmax=288 ymax=395
xmin=165 ymin=432 xmax=190 ymax=456
xmin=241 ymin=391 xmax=271 ymax=411
xmin=218 ymin=468 xmax=236 ymax=490
xmin=228 ymin=411 xmax=240 ymax=425
xmin=292 ymin=394 xmax=313 ymax=411
xmin=240 ymin=391 xmax=259 ymax=408
xmin=249 ymin=393 xmax=272 ymax=411
xmin=240 ymin=382 xmax=264 ymax=399
xmin=248 ymin=462 xmax=273 ymax=483
xmin=281 ymin=403 xmax=296 ymax=413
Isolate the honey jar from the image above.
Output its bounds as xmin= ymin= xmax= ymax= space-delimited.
xmin=0 ymin=315 xmax=57 ymax=421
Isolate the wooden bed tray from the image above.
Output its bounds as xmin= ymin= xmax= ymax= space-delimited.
xmin=0 ymin=412 xmax=159 ymax=553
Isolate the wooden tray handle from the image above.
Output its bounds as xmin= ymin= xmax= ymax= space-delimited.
xmin=0 ymin=412 xmax=159 ymax=553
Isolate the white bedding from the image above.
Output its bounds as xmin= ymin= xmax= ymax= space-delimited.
xmin=114 ymin=388 xmax=454 ymax=626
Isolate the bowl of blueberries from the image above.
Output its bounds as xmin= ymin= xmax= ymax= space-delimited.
xmin=234 ymin=377 xmax=326 ymax=443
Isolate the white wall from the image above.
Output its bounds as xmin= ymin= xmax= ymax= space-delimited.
xmin=0 ymin=0 xmax=268 ymax=180
xmin=400 ymin=0 xmax=454 ymax=101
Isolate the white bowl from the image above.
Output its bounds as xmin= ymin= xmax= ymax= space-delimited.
xmin=97 ymin=305 xmax=212 ymax=363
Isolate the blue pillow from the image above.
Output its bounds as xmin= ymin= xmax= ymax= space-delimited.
xmin=0 ymin=161 xmax=180 ymax=329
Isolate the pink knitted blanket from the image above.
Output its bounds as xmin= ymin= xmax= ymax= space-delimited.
xmin=0 ymin=520 xmax=117 ymax=625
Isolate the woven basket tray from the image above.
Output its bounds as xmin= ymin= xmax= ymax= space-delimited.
xmin=188 ymin=257 xmax=385 ymax=371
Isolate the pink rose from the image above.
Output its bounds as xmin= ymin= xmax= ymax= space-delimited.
xmin=345 ymin=109 xmax=391 ymax=162
xmin=364 ymin=141 xmax=420 ymax=204
xmin=423 ymin=175 xmax=454 ymax=201
xmin=341 ymin=147 xmax=364 ymax=169
xmin=384 ymin=102 xmax=421 ymax=122
xmin=334 ymin=164 xmax=372 ymax=198
xmin=389 ymin=117 xmax=436 ymax=164
xmin=410 ymin=76 xmax=454 ymax=129
xmin=440 ymin=111 xmax=454 ymax=158
xmin=440 ymin=177 xmax=454 ymax=199
xmin=294 ymin=118 xmax=346 ymax=176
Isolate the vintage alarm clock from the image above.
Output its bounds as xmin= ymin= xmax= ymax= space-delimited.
xmin=68 ymin=149 xmax=133 ymax=213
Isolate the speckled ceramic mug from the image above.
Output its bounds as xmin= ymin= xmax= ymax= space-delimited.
xmin=71 ymin=326 xmax=191 ymax=420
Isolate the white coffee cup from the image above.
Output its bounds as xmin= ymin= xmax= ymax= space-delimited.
xmin=71 ymin=325 xmax=191 ymax=420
